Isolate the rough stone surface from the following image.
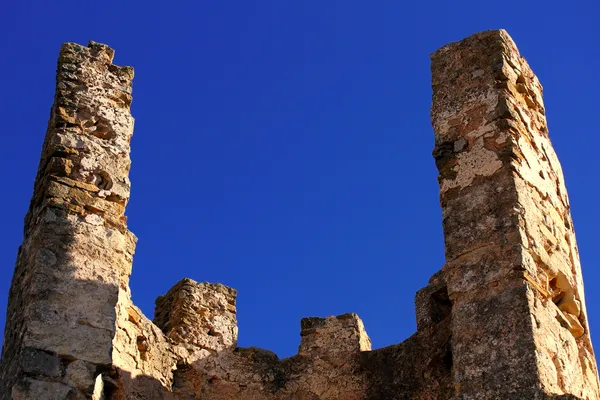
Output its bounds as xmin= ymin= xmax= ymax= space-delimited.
xmin=1 ymin=29 xmax=599 ymax=399
xmin=431 ymin=29 xmax=600 ymax=399
xmin=155 ymin=278 xmax=238 ymax=360
xmin=170 ymin=313 xmax=371 ymax=400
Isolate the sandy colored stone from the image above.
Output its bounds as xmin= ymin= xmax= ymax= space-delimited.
xmin=1 ymin=30 xmax=599 ymax=399
xmin=431 ymin=29 xmax=600 ymax=399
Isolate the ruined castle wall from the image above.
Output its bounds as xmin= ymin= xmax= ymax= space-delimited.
xmin=151 ymin=278 xmax=372 ymax=399
xmin=431 ymin=29 xmax=600 ymax=399
xmin=2 ymin=30 xmax=599 ymax=400
xmin=164 ymin=291 xmax=453 ymax=400
xmin=156 ymin=278 xmax=453 ymax=400
xmin=362 ymin=317 xmax=453 ymax=400
xmin=169 ymin=312 xmax=371 ymax=400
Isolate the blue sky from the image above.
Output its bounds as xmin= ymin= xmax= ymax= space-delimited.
xmin=1 ymin=1 xmax=599 ymax=358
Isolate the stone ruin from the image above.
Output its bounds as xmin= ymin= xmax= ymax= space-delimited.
xmin=0 ymin=29 xmax=599 ymax=399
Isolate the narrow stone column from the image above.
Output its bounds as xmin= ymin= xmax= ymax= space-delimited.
xmin=0 ymin=41 xmax=136 ymax=398
xmin=431 ymin=30 xmax=600 ymax=398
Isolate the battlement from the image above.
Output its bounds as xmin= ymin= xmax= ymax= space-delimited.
xmin=299 ymin=313 xmax=371 ymax=356
xmin=154 ymin=278 xmax=238 ymax=353
xmin=1 ymin=30 xmax=599 ymax=399
xmin=153 ymin=278 xmax=372 ymax=363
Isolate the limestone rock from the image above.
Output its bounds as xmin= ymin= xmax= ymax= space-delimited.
xmin=1 ymin=30 xmax=599 ymax=400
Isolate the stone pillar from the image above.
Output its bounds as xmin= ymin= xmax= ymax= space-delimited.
xmin=431 ymin=29 xmax=600 ymax=399
xmin=0 ymin=41 xmax=136 ymax=398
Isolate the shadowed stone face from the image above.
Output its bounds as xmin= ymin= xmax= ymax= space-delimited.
xmin=1 ymin=30 xmax=599 ymax=400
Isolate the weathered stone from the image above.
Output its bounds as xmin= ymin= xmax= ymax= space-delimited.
xmin=12 ymin=378 xmax=75 ymax=400
xmin=1 ymin=30 xmax=599 ymax=399
xmin=298 ymin=313 xmax=371 ymax=356
xmin=20 ymin=348 xmax=61 ymax=378
xmin=154 ymin=278 xmax=238 ymax=360
xmin=414 ymin=270 xmax=450 ymax=330
xmin=431 ymin=29 xmax=600 ymax=399
xmin=65 ymin=361 xmax=99 ymax=393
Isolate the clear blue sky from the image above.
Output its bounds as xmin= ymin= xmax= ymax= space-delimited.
xmin=1 ymin=1 xmax=599 ymax=358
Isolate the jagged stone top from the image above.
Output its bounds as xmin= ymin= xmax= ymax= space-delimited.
xmin=59 ymin=40 xmax=134 ymax=85
xmin=430 ymin=29 xmax=515 ymax=58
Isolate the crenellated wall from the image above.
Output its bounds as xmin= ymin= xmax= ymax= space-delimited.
xmin=0 ymin=30 xmax=598 ymax=400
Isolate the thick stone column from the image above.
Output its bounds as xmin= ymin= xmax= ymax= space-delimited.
xmin=0 ymin=41 xmax=136 ymax=398
xmin=431 ymin=30 xmax=600 ymax=399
